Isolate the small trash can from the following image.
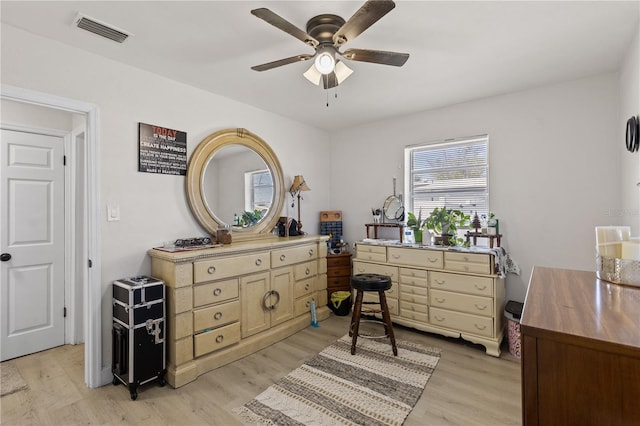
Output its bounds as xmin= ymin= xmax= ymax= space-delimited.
xmin=329 ymin=291 xmax=351 ymax=316
xmin=505 ymin=300 xmax=524 ymax=359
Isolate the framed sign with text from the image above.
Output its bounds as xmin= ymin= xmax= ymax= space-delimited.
xmin=138 ymin=122 xmax=187 ymax=175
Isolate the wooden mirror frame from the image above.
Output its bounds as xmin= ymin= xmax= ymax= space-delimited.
xmin=186 ymin=128 xmax=285 ymax=241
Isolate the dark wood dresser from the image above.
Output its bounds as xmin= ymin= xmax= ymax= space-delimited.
xmin=326 ymin=252 xmax=352 ymax=301
xmin=521 ymin=267 xmax=640 ymax=425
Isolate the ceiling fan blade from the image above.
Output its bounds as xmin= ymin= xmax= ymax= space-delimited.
xmin=342 ymin=48 xmax=409 ymax=66
xmin=251 ymin=8 xmax=319 ymax=48
xmin=333 ymin=0 xmax=396 ymax=46
xmin=251 ymin=54 xmax=314 ymax=72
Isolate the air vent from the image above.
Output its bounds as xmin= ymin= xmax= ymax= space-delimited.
xmin=73 ymin=13 xmax=132 ymax=43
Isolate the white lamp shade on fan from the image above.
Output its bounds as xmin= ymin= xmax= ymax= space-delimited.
xmin=303 ymin=60 xmax=353 ymax=86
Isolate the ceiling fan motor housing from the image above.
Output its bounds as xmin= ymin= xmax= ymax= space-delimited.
xmin=306 ymin=14 xmax=346 ymax=44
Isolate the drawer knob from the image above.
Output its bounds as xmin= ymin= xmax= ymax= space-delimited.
xmin=305 ymin=300 xmax=311 ymax=308
xmin=304 ymin=283 xmax=310 ymax=290
xmin=308 ymin=249 xmax=314 ymax=256
xmin=255 ymin=258 xmax=262 ymax=266
xmin=474 ymin=304 xmax=487 ymax=311
xmin=280 ymin=254 xmax=286 ymax=262
xmin=215 ymin=335 xmax=224 ymax=343
xmin=208 ymin=266 xmax=216 ymax=274
xmin=305 ymin=267 xmax=310 ymax=275
xmin=213 ymin=288 xmax=222 ymax=296
xmin=214 ymin=312 xmax=222 ymax=320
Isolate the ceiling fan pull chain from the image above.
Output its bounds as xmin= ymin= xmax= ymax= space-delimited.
xmin=326 ymin=90 xmax=329 ymax=107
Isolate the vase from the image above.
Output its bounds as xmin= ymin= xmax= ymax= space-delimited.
xmin=414 ymin=229 xmax=423 ymax=243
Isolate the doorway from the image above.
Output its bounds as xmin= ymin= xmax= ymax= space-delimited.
xmin=0 ymin=84 xmax=102 ymax=388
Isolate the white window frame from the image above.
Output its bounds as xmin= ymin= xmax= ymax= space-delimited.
xmin=244 ymin=168 xmax=273 ymax=212
xmin=404 ymin=135 xmax=489 ymax=225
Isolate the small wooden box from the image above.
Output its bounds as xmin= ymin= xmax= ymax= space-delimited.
xmin=320 ymin=211 xmax=342 ymax=222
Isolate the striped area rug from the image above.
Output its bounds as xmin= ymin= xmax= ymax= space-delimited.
xmin=234 ymin=334 xmax=441 ymax=425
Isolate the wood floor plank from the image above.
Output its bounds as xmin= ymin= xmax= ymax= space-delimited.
xmin=1 ymin=315 xmax=521 ymax=425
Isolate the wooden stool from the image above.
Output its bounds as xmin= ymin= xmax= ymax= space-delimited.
xmin=349 ymin=273 xmax=398 ymax=356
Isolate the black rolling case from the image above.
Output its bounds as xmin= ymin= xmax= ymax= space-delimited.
xmin=112 ymin=276 xmax=166 ymax=400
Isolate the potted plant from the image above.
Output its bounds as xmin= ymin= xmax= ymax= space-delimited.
xmin=424 ymin=207 xmax=470 ymax=245
xmin=406 ymin=210 xmax=424 ymax=243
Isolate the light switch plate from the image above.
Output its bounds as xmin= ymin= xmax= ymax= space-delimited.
xmin=107 ymin=205 xmax=120 ymax=221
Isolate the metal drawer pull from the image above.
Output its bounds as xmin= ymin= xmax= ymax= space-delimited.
xmin=474 ymin=324 xmax=487 ymax=330
xmin=304 ymin=283 xmax=310 ymax=290
xmin=435 ymin=297 xmax=445 ymax=303
xmin=255 ymin=258 xmax=262 ymax=266
xmin=280 ymin=254 xmax=286 ymax=261
xmin=305 ymin=300 xmax=311 ymax=308
xmin=392 ymin=254 xmax=400 ymax=259
xmin=213 ymin=288 xmax=222 ymax=296
xmin=474 ymin=304 xmax=487 ymax=310
xmin=428 ymin=257 xmax=438 ymax=263
xmin=305 ymin=267 xmax=310 ymax=275
xmin=308 ymin=249 xmax=314 ymax=256
xmin=434 ymin=315 xmax=445 ymax=322
xmin=474 ymin=284 xmax=487 ymax=291
xmin=214 ymin=312 xmax=222 ymax=320
xmin=208 ymin=266 xmax=216 ymax=274
xmin=435 ymin=279 xmax=445 ymax=285
xmin=215 ymin=335 xmax=224 ymax=343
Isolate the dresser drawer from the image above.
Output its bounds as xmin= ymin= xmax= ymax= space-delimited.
xmin=193 ymin=322 xmax=240 ymax=357
xmin=327 ymin=265 xmax=351 ymax=278
xmin=355 ymin=244 xmax=387 ymax=262
xmin=400 ymin=300 xmax=428 ymax=314
xmin=294 ymin=277 xmax=315 ymax=299
xmin=294 ymin=260 xmax=317 ymax=281
xmin=327 ymin=276 xmax=351 ymax=289
xmin=400 ymin=302 xmax=429 ymax=322
xmin=326 ymin=254 xmax=351 ymax=267
xmin=193 ymin=300 xmax=240 ymax=332
xmin=352 ymin=261 xmax=398 ymax=282
xmin=430 ymin=271 xmax=494 ymax=297
xmin=444 ymin=252 xmax=492 ymax=274
xmin=194 ymin=252 xmax=269 ymax=283
xmin=294 ymin=294 xmax=315 ymax=317
xmin=272 ymin=244 xmax=317 ymax=268
xmin=399 ymin=268 xmax=428 ymax=287
xmin=430 ymin=289 xmax=493 ymax=317
xmin=430 ymin=307 xmax=493 ymax=337
xmin=400 ymin=283 xmax=428 ymax=297
xmin=193 ymin=278 xmax=238 ymax=308
xmin=399 ymin=291 xmax=428 ymax=305
xmin=388 ymin=247 xmax=443 ymax=269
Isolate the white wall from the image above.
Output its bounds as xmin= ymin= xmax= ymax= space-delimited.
xmin=1 ymin=24 xmax=331 ymax=371
xmin=620 ymin=27 xmax=640 ymax=234
xmin=330 ymin=73 xmax=621 ymax=303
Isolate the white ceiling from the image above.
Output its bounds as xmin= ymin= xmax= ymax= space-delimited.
xmin=2 ymin=1 xmax=639 ymax=131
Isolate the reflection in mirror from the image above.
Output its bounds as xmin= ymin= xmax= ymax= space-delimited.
xmin=383 ymin=195 xmax=404 ymax=221
xmin=202 ymin=145 xmax=274 ymax=228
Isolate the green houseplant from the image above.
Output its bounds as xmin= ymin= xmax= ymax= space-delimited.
xmin=424 ymin=207 xmax=469 ymax=245
xmin=406 ymin=210 xmax=424 ymax=243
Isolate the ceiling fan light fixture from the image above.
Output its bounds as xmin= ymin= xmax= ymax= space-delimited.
xmin=334 ymin=61 xmax=353 ymax=84
xmin=314 ymin=46 xmax=335 ymax=74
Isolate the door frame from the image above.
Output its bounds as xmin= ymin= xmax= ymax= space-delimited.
xmin=1 ymin=84 xmax=102 ymax=388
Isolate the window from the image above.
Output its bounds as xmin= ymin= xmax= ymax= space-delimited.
xmin=245 ymin=169 xmax=273 ymax=213
xmin=404 ymin=135 xmax=489 ymax=222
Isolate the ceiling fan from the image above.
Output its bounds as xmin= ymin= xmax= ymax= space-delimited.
xmin=250 ymin=0 xmax=409 ymax=89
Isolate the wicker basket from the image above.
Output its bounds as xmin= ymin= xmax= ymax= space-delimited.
xmin=596 ymin=255 xmax=640 ymax=288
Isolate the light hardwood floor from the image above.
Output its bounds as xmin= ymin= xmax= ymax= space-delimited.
xmin=1 ymin=315 xmax=521 ymax=425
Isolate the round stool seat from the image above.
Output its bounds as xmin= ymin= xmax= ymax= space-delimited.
xmin=351 ymin=273 xmax=392 ymax=291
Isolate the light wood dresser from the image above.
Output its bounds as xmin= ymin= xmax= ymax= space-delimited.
xmin=353 ymin=242 xmax=505 ymax=356
xmin=521 ymin=267 xmax=640 ymax=425
xmin=148 ymin=235 xmax=329 ymax=388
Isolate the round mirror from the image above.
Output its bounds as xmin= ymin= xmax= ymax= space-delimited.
xmin=186 ymin=128 xmax=285 ymax=241
xmin=383 ymin=195 xmax=404 ymax=221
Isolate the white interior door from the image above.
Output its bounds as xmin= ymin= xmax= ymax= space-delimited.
xmin=1 ymin=128 xmax=65 ymax=361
